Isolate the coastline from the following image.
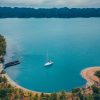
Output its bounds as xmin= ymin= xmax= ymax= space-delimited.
xmin=81 ymin=66 xmax=100 ymax=87
xmin=3 ymin=73 xmax=41 ymax=94
xmin=0 ymin=64 xmax=41 ymax=95
xmin=1 ymin=63 xmax=100 ymax=94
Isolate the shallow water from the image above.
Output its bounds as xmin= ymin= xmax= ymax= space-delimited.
xmin=0 ymin=18 xmax=100 ymax=92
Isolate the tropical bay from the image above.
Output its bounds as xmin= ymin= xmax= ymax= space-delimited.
xmin=0 ymin=18 xmax=100 ymax=93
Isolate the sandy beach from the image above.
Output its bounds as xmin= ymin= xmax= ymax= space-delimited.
xmin=1 ymin=63 xmax=100 ymax=95
xmin=3 ymin=73 xmax=41 ymax=94
xmin=81 ymin=67 xmax=100 ymax=87
xmin=3 ymin=74 xmax=41 ymax=94
xmin=0 ymin=64 xmax=41 ymax=95
xmin=5 ymin=66 xmax=100 ymax=93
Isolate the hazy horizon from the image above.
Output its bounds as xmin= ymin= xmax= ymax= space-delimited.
xmin=0 ymin=0 xmax=100 ymax=8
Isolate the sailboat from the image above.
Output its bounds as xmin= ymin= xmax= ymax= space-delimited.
xmin=44 ymin=52 xmax=54 ymax=67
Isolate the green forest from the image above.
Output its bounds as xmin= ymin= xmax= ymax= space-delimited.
xmin=0 ymin=7 xmax=100 ymax=18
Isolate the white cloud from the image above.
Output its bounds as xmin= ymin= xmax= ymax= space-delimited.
xmin=0 ymin=0 xmax=100 ymax=8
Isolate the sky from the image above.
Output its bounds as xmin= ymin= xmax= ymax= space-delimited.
xmin=0 ymin=0 xmax=100 ymax=8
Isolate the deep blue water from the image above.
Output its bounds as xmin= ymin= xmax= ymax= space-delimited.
xmin=0 ymin=18 xmax=100 ymax=93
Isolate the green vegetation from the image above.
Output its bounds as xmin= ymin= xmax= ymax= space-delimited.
xmin=0 ymin=34 xmax=100 ymax=99
xmin=0 ymin=34 xmax=6 ymax=63
xmin=0 ymin=71 xmax=100 ymax=100
xmin=0 ymin=34 xmax=6 ymax=56
xmin=95 ymin=70 xmax=100 ymax=82
xmin=92 ymin=85 xmax=100 ymax=100
xmin=0 ymin=7 xmax=100 ymax=18
xmin=59 ymin=91 xmax=67 ymax=100
xmin=0 ymin=76 xmax=69 ymax=100
xmin=34 ymin=94 xmax=39 ymax=100
xmin=39 ymin=91 xmax=67 ymax=100
xmin=0 ymin=75 xmax=37 ymax=100
xmin=71 ymin=86 xmax=100 ymax=100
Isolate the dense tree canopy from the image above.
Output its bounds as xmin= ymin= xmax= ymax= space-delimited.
xmin=0 ymin=7 xmax=100 ymax=18
xmin=95 ymin=71 xmax=100 ymax=79
xmin=0 ymin=34 xmax=6 ymax=56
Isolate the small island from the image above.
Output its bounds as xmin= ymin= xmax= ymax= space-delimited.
xmin=0 ymin=34 xmax=100 ymax=100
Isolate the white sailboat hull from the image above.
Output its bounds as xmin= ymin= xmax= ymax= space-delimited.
xmin=44 ymin=61 xmax=53 ymax=67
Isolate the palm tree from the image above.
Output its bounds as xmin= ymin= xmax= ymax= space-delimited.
xmin=94 ymin=70 xmax=100 ymax=83
xmin=50 ymin=93 xmax=58 ymax=100
xmin=33 ymin=94 xmax=39 ymax=100
xmin=28 ymin=92 xmax=33 ymax=100
xmin=40 ymin=93 xmax=46 ymax=100
xmin=0 ymin=88 xmax=11 ymax=99
xmin=72 ymin=88 xmax=82 ymax=100
xmin=59 ymin=91 xmax=67 ymax=100
xmin=3 ymin=76 xmax=7 ymax=83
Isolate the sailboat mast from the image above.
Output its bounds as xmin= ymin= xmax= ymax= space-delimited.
xmin=46 ymin=51 xmax=49 ymax=61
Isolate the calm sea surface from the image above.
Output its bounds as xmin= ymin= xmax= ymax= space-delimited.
xmin=0 ymin=18 xmax=100 ymax=92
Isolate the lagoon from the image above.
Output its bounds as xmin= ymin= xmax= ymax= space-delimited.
xmin=0 ymin=18 xmax=100 ymax=92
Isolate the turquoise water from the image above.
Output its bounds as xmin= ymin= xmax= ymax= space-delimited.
xmin=0 ymin=18 xmax=100 ymax=92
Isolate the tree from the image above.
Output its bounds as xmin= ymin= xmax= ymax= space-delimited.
xmin=95 ymin=70 xmax=100 ymax=83
xmin=28 ymin=92 xmax=33 ymax=100
xmin=72 ymin=88 xmax=84 ymax=100
xmin=92 ymin=85 xmax=100 ymax=94
xmin=92 ymin=85 xmax=100 ymax=100
xmin=14 ymin=94 xmax=20 ymax=100
xmin=84 ymin=94 xmax=94 ymax=100
xmin=34 ymin=94 xmax=39 ymax=100
xmin=59 ymin=91 xmax=67 ymax=100
xmin=0 ymin=76 xmax=3 ymax=83
xmin=44 ymin=94 xmax=51 ymax=100
xmin=50 ymin=93 xmax=58 ymax=100
xmin=0 ymin=34 xmax=6 ymax=63
xmin=0 ymin=34 xmax=6 ymax=56
xmin=3 ymin=76 xmax=8 ymax=83
xmin=93 ymin=94 xmax=100 ymax=100
xmin=0 ymin=7 xmax=100 ymax=18
xmin=40 ymin=93 xmax=46 ymax=100
xmin=0 ymin=88 xmax=11 ymax=99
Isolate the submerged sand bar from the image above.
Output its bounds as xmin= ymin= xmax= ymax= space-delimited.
xmin=81 ymin=67 xmax=100 ymax=87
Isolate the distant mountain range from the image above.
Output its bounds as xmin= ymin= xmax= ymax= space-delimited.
xmin=0 ymin=7 xmax=100 ymax=18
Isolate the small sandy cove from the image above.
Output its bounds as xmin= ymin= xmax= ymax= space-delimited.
xmin=5 ymin=66 xmax=100 ymax=93
xmin=4 ymin=74 xmax=41 ymax=94
xmin=81 ymin=67 xmax=100 ymax=86
xmin=0 ymin=64 xmax=41 ymax=95
xmin=1 ymin=63 xmax=100 ymax=94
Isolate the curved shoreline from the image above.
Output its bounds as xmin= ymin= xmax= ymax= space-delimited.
xmin=3 ymin=73 xmax=41 ymax=94
xmin=1 ymin=63 xmax=100 ymax=94
xmin=81 ymin=66 xmax=100 ymax=87
xmin=0 ymin=64 xmax=42 ymax=94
